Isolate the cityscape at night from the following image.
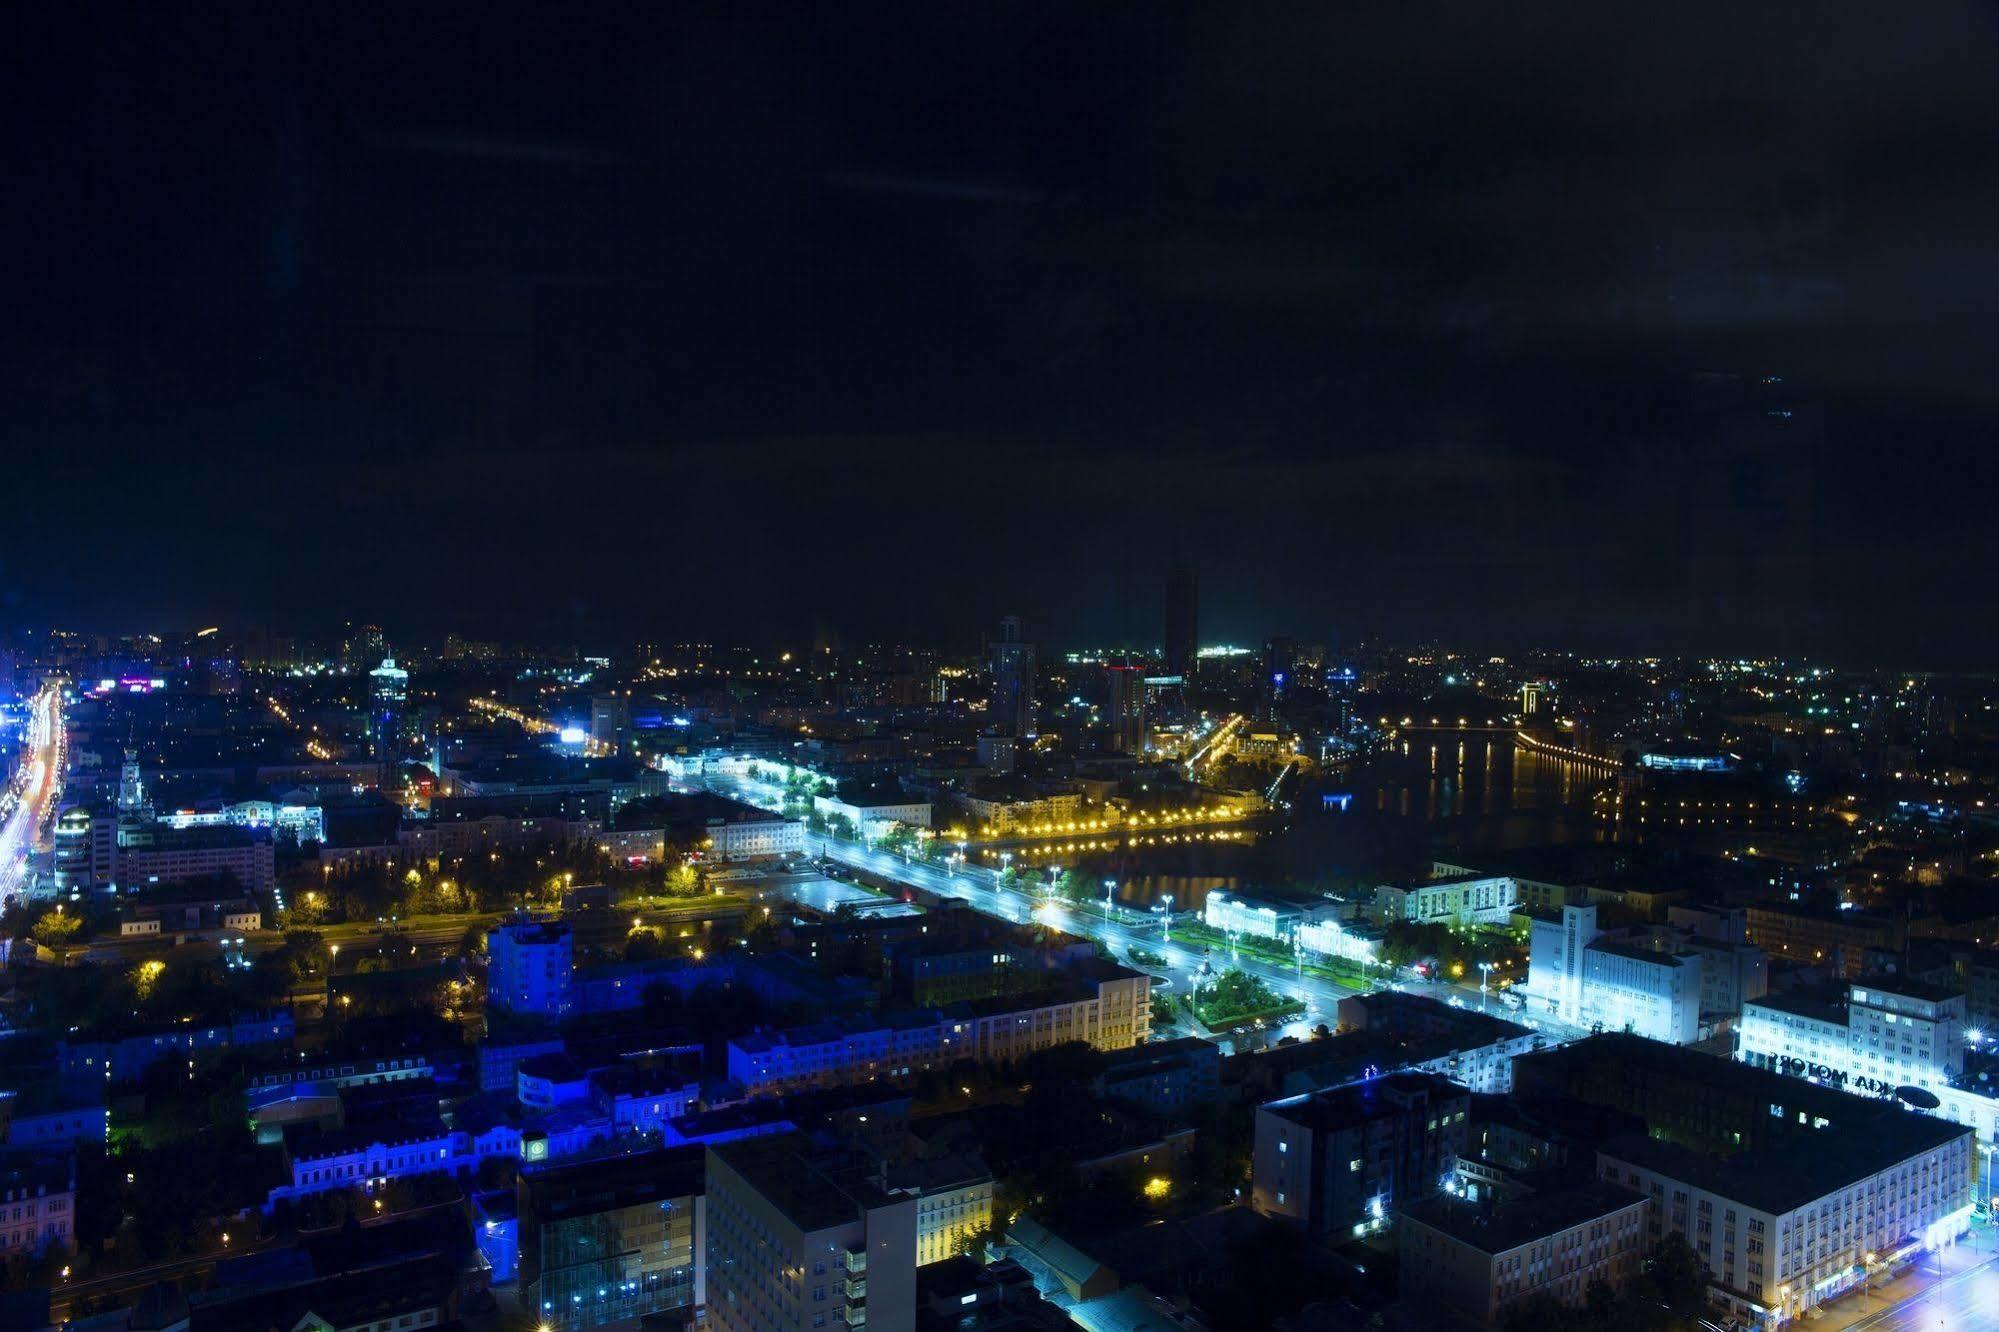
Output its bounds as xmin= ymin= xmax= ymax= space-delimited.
xmin=7 ymin=5 xmax=1999 ymax=1332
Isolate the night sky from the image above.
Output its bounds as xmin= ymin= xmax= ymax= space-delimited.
xmin=7 ymin=3 xmax=1999 ymax=665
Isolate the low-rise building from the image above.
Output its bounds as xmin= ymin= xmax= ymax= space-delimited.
xmin=0 ymin=1151 xmax=75 ymax=1258
xmin=1745 ymin=904 xmax=1903 ymax=978
xmin=1374 ymin=870 xmax=1519 ymax=928
xmin=1399 ymin=1181 xmax=1648 ymax=1326
xmin=886 ymin=1154 xmax=994 ymax=1267
xmin=1091 ymin=1037 xmax=1223 ymax=1115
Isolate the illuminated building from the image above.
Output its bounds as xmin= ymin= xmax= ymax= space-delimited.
xmin=1738 ymin=976 xmax=1966 ymax=1095
xmin=989 ymin=615 xmax=1037 ymax=739
xmin=813 ymin=786 xmax=932 ymax=840
xmin=1516 ymin=1034 xmax=1977 ymax=1326
xmin=1399 ymin=1181 xmax=1648 ymax=1327
xmin=488 ymin=919 xmax=575 ymax=1018
xmin=370 ymin=656 xmax=409 ymax=771
xmin=51 ymin=806 xmax=112 ymax=893
xmin=705 ymin=1133 xmax=918 ymax=1332
xmin=1294 ymin=914 xmax=1384 ymax=966
xmin=1253 ymin=1070 xmax=1470 ymax=1240
xmin=1203 ymin=890 xmax=1304 ymax=942
xmin=1373 ymin=870 xmax=1520 ymax=928
xmin=1524 ymin=904 xmax=1703 ymax=1044
xmin=519 ymin=1148 xmax=705 ymax=1332
xmin=159 ymin=798 xmax=325 ymax=846
xmin=885 ymin=1154 xmax=993 ymax=1267
xmin=1332 ymin=990 xmax=1540 ymax=1094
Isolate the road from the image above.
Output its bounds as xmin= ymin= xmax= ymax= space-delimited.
xmin=0 ymin=684 xmax=65 ymax=899
xmin=1835 ymin=1236 xmax=1999 ymax=1331
xmin=692 ymin=757 xmax=1593 ymax=1048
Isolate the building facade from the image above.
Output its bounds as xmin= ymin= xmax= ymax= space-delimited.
xmin=1253 ymin=1071 xmax=1471 ymax=1240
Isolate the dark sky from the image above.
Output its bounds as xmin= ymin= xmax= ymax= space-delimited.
xmin=6 ymin=2 xmax=1999 ymax=665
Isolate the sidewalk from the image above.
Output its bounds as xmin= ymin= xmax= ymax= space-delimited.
xmin=1814 ymin=1221 xmax=1994 ymax=1331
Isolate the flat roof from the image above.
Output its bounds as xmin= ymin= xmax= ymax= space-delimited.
xmin=1403 ymin=1180 xmax=1645 ymax=1254
xmin=710 ymin=1133 xmax=896 ymax=1233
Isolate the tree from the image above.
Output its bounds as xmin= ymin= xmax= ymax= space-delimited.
xmin=31 ymin=909 xmax=82 ymax=949
xmin=1642 ymin=1234 xmax=1711 ymax=1316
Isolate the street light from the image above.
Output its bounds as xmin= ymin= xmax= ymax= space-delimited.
xmin=1103 ymin=878 xmax=1117 ymax=917
xmin=1478 ymin=961 xmax=1494 ymax=1012
xmin=1160 ymin=893 xmax=1174 ymax=941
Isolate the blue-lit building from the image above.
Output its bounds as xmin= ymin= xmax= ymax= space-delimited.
xmin=488 ymin=919 xmax=574 ymax=1018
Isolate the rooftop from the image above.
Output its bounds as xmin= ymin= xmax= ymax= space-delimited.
xmin=709 ymin=1132 xmax=898 ymax=1233
xmin=1402 ymin=1180 xmax=1646 ymax=1255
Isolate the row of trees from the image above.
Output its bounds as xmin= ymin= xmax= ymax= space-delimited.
xmin=278 ymin=838 xmax=715 ymax=930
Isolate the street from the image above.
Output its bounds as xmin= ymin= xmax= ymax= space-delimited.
xmin=0 ymin=683 xmax=65 ymax=899
xmin=689 ymin=759 xmax=1598 ymax=1048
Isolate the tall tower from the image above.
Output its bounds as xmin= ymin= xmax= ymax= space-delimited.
xmin=1164 ymin=566 xmax=1198 ymax=682
xmin=370 ymin=657 xmax=409 ymax=774
xmin=116 ymin=749 xmax=146 ymax=816
xmin=1105 ymin=662 xmax=1146 ymax=754
xmin=990 ymin=615 xmax=1038 ymax=739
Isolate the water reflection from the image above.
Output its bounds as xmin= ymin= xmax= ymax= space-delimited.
xmin=1073 ymin=735 xmax=1623 ymax=911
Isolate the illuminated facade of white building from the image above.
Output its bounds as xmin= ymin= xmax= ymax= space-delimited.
xmin=1738 ymin=977 xmax=1967 ymax=1097
xmin=1526 ymin=904 xmax=1702 ymax=1044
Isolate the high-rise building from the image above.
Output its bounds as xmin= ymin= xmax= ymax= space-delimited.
xmin=370 ymin=657 xmax=409 ymax=772
xmin=989 ymin=616 xmax=1036 ymax=739
xmin=705 ymin=1133 xmax=918 ymax=1332
xmin=589 ymin=693 xmax=632 ymax=756
xmin=1164 ymin=566 xmax=1198 ymax=681
xmin=1105 ymin=663 xmax=1145 ymax=754
xmin=1263 ymin=634 xmax=1297 ymax=719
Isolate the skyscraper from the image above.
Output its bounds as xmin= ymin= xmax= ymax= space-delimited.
xmin=1164 ymin=566 xmax=1198 ymax=680
xmin=1106 ymin=662 xmax=1145 ymax=754
xmin=989 ymin=615 xmax=1037 ymax=739
xmin=370 ymin=656 xmax=409 ymax=772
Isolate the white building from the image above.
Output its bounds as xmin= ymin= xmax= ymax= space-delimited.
xmin=1374 ymin=873 xmax=1519 ymax=927
xmin=706 ymin=1134 xmax=918 ymax=1332
xmin=1597 ymin=1120 xmax=1973 ymax=1327
xmin=814 ymin=791 xmax=933 ymax=841
xmin=1738 ymin=977 xmax=1967 ymax=1097
xmin=1295 ymin=915 xmax=1384 ymax=966
xmin=1526 ymin=904 xmax=1703 ymax=1044
xmin=1203 ymin=891 xmax=1302 ymax=942
xmin=705 ymin=811 xmax=805 ymax=860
